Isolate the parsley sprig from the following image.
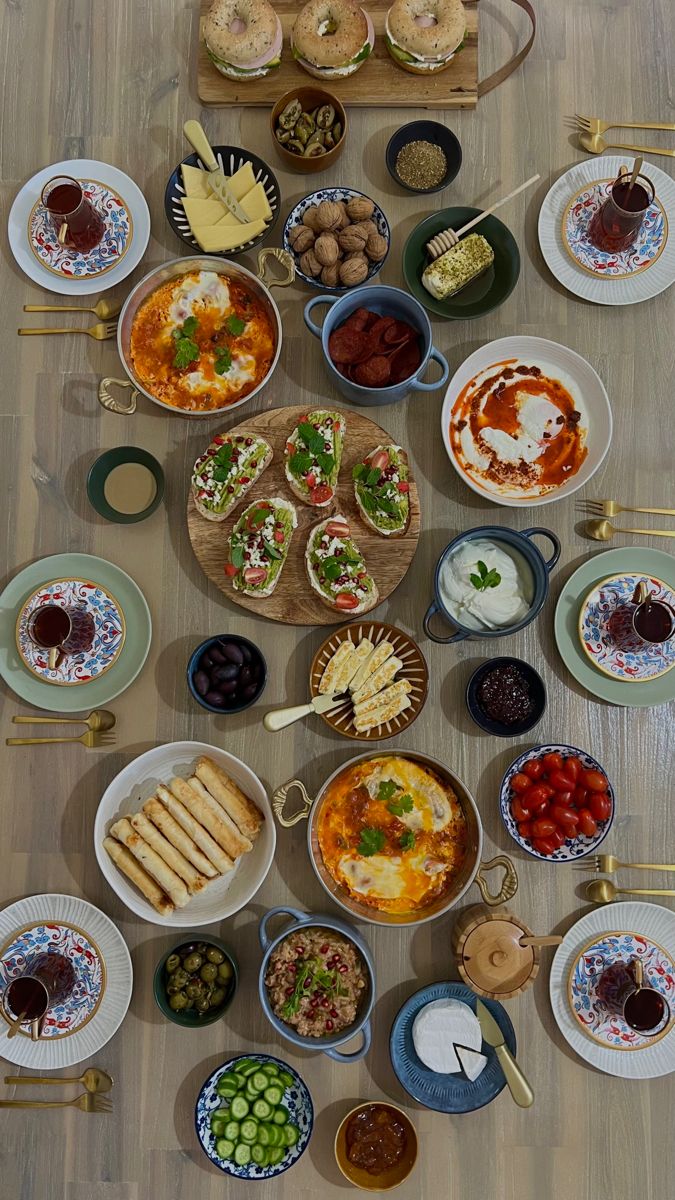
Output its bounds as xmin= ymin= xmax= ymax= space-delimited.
xmin=214 ymin=345 xmax=232 ymax=376
xmin=357 ymin=827 xmax=385 ymax=856
xmin=172 ymin=316 xmax=200 ymax=369
xmin=399 ymin=830 xmax=416 ymax=851
xmin=211 ymin=442 xmax=234 ymax=482
xmin=470 ymin=560 xmax=501 ymax=592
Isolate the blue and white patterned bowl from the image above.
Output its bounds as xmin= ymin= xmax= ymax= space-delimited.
xmin=195 ymin=1054 xmax=313 ymax=1180
xmin=499 ymin=743 xmax=615 ymax=863
xmin=15 ymin=577 xmax=126 ymax=686
xmin=578 ymin=572 xmax=675 ymax=683
xmin=283 ymin=188 xmax=390 ymax=292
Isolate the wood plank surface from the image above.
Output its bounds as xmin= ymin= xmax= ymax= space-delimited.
xmin=197 ymin=0 xmax=478 ymax=108
xmin=1 ymin=2 xmax=675 ymax=1199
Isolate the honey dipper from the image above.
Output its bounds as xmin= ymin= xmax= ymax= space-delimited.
xmin=426 ymin=174 xmax=541 ymax=259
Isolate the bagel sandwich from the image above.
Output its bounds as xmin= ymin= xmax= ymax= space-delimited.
xmin=291 ymin=0 xmax=375 ymax=80
xmin=204 ymin=0 xmax=283 ymax=80
xmin=385 ymin=0 xmax=466 ymax=74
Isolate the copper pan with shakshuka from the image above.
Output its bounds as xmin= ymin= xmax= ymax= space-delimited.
xmin=273 ymin=750 xmax=518 ymax=927
xmin=97 ymin=249 xmax=294 ymax=418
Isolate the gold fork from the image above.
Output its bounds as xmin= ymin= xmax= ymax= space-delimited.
xmin=6 ymin=730 xmax=116 ymax=748
xmin=573 ymin=853 xmax=675 ymax=874
xmin=567 ymin=113 xmax=675 ymax=135
xmin=24 ymin=300 xmax=121 ymax=319
xmin=0 ymin=1091 xmax=112 ymax=1112
xmin=17 ymin=321 xmax=118 ymax=341
xmin=578 ymin=500 xmax=675 ymax=518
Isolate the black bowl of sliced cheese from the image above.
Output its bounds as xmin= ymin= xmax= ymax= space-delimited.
xmin=164 ymin=147 xmax=281 ymax=257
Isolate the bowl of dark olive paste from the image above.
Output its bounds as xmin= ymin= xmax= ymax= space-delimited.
xmin=334 ymin=1101 xmax=418 ymax=1190
xmin=466 ymin=656 xmax=546 ymax=737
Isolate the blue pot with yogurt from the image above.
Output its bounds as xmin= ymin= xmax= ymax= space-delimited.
xmin=423 ymin=526 xmax=560 ymax=644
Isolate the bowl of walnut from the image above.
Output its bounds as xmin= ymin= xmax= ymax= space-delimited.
xmin=283 ymin=188 xmax=390 ymax=293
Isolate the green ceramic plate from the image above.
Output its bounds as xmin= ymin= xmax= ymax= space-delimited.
xmin=402 ymin=207 xmax=520 ymax=320
xmin=0 ymin=553 xmax=152 ymax=712
xmin=87 ymin=446 xmax=164 ymax=524
xmin=554 ymin=546 xmax=675 ymax=707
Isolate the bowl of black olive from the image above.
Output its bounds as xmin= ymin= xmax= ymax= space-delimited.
xmin=187 ymin=634 xmax=267 ymax=714
xmin=466 ymin=656 xmax=546 ymax=738
xmin=154 ymin=935 xmax=238 ymax=1027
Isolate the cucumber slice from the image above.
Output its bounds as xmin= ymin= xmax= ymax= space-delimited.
xmin=273 ymin=1106 xmax=289 ymax=1126
xmin=268 ymin=1124 xmax=284 ymax=1147
xmin=261 ymin=1063 xmax=279 ymax=1077
xmin=252 ymin=1098 xmax=272 ymax=1120
xmin=233 ymin=1143 xmax=251 ymax=1167
xmin=268 ymin=1146 xmax=285 ymax=1165
xmin=217 ymin=1071 xmax=240 ymax=1091
xmin=251 ymin=1144 xmax=269 ymax=1166
xmin=216 ymin=1081 xmax=237 ymax=1099
xmin=215 ymin=1137 xmax=235 ymax=1160
xmin=230 ymin=1095 xmax=249 ymax=1120
xmin=240 ymin=1118 xmax=259 ymax=1143
xmin=210 ymin=1117 xmax=227 ymax=1137
xmin=251 ymin=1071 xmax=269 ymax=1093
xmin=213 ymin=1105 xmax=230 ymax=1121
xmin=278 ymin=1070 xmax=294 ymax=1088
xmin=232 ymin=1071 xmax=247 ymax=1088
xmin=224 ymin=1120 xmax=240 ymax=1142
xmin=236 ymin=1059 xmax=258 ymax=1075
xmin=263 ymin=1085 xmax=282 ymax=1106
xmin=256 ymin=1124 xmax=272 ymax=1146
xmin=283 ymin=1123 xmax=299 ymax=1147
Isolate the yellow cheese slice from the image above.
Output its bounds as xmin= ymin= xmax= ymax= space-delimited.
xmin=215 ymin=183 xmax=273 ymax=227
xmin=181 ymin=196 xmax=228 ymax=226
xmin=181 ymin=163 xmax=212 ymax=199
xmin=226 ymin=162 xmax=256 ymax=201
xmin=192 ymin=219 xmax=267 ymax=253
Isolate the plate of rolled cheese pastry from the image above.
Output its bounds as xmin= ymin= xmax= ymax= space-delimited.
xmin=310 ymin=621 xmax=428 ymax=740
xmin=94 ymin=742 xmax=276 ymax=926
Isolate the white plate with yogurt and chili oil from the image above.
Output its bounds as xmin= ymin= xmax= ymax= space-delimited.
xmin=440 ymin=336 xmax=612 ymax=508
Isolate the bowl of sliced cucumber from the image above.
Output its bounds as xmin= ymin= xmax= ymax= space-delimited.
xmin=195 ymin=1054 xmax=313 ymax=1179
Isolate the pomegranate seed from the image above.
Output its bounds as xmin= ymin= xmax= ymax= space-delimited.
xmin=338 ymin=963 xmax=348 ymax=974
xmin=245 ymin=438 xmax=253 ymax=446
xmin=284 ymin=987 xmax=294 ymax=997
xmin=334 ymin=956 xmax=342 ymax=966
xmin=303 ymin=978 xmax=312 ymax=989
xmin=251 ymin=460 xmax=257 ymax=468
xmin=330 ymin=1008 xmax=338 ymax=1018
xmin=325 ymin=1020 xmax=334 ymax=1032
xmin=310 ymin=998 xmax=319 ymax=1008
xmin=321 ymin=998 xmax=330 ymax=1009
xmin=312 ymin=989 xmax=321 ymax=999
xmin=287 ymin=964 xmax=296 ymax=974
xmin=295 ymin=946 xmax=304 ymax=955
xmin=240 ymin=476 xmax=250 ymax=485
xmin=227 ymin=485 xmax=234 ymax=493
xmin=320 ymin=944 xmax=329 ymax=954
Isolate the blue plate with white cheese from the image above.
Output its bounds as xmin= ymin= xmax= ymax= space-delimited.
xmin=390 ymin=981 xmax=516 ymax=1113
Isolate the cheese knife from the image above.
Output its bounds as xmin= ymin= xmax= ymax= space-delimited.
xmin=183 ymin=120 xmax=249 ymax=223
xmin=263 ymin=693 xmax=345 ymax=732
xmin=475 ymin=998 xmax=534 ymax=1108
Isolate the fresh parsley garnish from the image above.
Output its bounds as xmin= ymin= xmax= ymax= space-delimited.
xmin=230 ymin=544 xmax=244 ymax=569
xmin=211 ymin=443 xmax=234 ymax=482
xmin=399 ymin=830 xmax=416 ymax=851
xmin=172 ymin=316 xmax=200 ymax=369
xmin=377 ymin=779 xmax=401 ymax=802
xmin=262 ymin=539 xmax=281 ymax=561
xmin=214 ymin=345 xmax=232 ymax=375
xmin=357 ymin=487 xmax=401 ymax=519
xmin=225 ymin=314 xmax=246 ymax=336
xmin=290 ymin=450 xmax=314 ymax=477
xmin=316 ymin=452 xmax=335 ymax=477
xmin=352 ymin=464 xmax=381 ymax=487
xmin=470 ymin=560 xmax=502 ymax=592
xmin=298 ymin=422 xmax=327 ymax=456
xmin=388 ymin=793 xmax=413 ymax=817
xmin=323 ymin=555 xmax=360 ymax=581
xmin=357 ymin=827 xmax=385 ymax=857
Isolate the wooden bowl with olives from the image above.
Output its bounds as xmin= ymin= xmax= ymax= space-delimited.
xmin=270 ymin=87 xmax=347 ymax=174
xmin=153 ymin=935 xmax=238 ymax=1027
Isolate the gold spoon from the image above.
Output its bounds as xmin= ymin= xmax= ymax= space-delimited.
xmin=4 ymin=1010 xmax=28 ymax=1040
xmin=23 ymin=299 xmax=121 ymax=320
xmin=4 ymin=1067 xmax=114 ymax=1093
xmin=585 ymin=879 xmax=675 ymax=904
xmin=585 ymin=519 xmax=675 ymax=541
xmin=578 ymin=131 xmax=675 ymax=159
xmin=12 ymin=708 xmax=116 ymax=731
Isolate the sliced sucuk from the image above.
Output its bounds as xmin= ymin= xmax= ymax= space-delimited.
xmin=328 ymin=328 xmax=370 ymax=364
xmin=343 ymin=307 xmax=371 ymax=332
xmin=354 ymin=355 xmax=392 ymax=386
xmin=390 ymin=341 xmax=422 ymax=383
xmin=383 ymin=320 xmax=415 ymax=345
xmin=368 ymin=316 xmax=396 ymax=340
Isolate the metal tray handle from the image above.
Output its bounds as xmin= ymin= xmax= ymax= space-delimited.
xmin=272 ymin=779 xmax=312 ymax=827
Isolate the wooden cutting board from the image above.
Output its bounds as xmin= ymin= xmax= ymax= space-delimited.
xmin=186 ymin=404 xmax=420 ymax=626
xmin=197 ymin=0 xmax=478 ymax=109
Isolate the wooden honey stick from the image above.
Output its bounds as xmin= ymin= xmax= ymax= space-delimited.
xmin=426 ymin=174 xmax=541 ymax=259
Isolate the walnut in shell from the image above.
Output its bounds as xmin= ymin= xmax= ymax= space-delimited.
xmin=302 ymin=205 xmax=323 ymax=232
xmin=320 ymin=263 xmax=340 ymax=287
xmin=338 ymin=226 xmax=368 ymax=253
xmin=336 ymin=202 xmax=351 ymax=230
xmin=299 ymin=248 xmax=322 ymax=278
xmin=365 ymin=233 xmax=388 ymax=262
xmin=346 ymin=196 xmax=375 ymax=222
xmin=316 ymin=200 xmax=343 ymax=231
xmin=339 ymin=256 xmax=369 ymax=287
xmin=359 ymin=219 xmax=378 ymax=238
xmin=314 ymin=233 xmax=339 ymax=267
xmin=290 ymin=225 xmax=316 ymax=254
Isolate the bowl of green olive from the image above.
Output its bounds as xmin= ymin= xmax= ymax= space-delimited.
xmin=270 ymin=87 xmax=347 ymax=174
xmin=154 ymin=936 xmax=238 ymax=1027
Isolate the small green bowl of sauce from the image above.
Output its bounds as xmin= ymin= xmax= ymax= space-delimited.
xmin=87 ymin=446 xmax=164 ymax=524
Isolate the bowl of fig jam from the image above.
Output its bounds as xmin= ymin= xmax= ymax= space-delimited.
xmin=466 ymin=657 xmax=546 ymax=737
xmin=334 ymin=1101 xmax=418 ymax=1191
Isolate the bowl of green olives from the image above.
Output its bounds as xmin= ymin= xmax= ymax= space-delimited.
xmin=154 ymin=936 xmax=238 ymax=1027
xmin=270 ymin=87 xmax=347 ymax=175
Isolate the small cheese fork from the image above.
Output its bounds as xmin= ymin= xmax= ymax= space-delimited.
xmin=18 ymin=321 xmax=118 ymax=341
xmin=570 ymin=113 xmax=675 ymax=135
xmin=574 ymin=854 xmax=675 ymax=874
xmin=6 ymin=730 xmax=116 ymax=747
xmin=23 ymin=300 xmax=121 ymax=319
xmin=0 ymin=1092 xmax=112 ymax=1112
xmin=579 ymin=500 xmax=675 ymax=518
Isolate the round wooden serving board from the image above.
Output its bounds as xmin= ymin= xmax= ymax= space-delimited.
xmin=186 ymin=405 xmax=420 ymax=626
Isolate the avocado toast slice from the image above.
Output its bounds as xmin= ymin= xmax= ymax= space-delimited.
xmin=225 ymin=498 xmax=297 ymax=597
xmin=284 ymin=409 xmax=345 ymax=508
xmin=192 ymin=432 xmax=273 ymax=522
xmin=353 ymin=445 xmax=410 ymax=537
xmin=305 ymin=515 xmax=379 ymax=614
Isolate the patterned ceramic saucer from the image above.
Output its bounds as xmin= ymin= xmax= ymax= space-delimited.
xmin=568 ymin=931 xmax=675 ymax=1051
xmin=578 ymin=573 xmax=675 ymax=683
xmin=15 ymin=577 xmax=126 ymax=686
xmin=562 ymin=178 xmax=667 ymax=279
xmin=28 ymin=178 xmax=132 ymax=279
xmin=0 ymin=921 xmax=105 ymax=1040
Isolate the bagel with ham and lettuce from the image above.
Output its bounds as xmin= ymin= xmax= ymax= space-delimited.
xmin=385 ymin=0 xmax=466 ymax=74
xmin=291 ymin=0 xmax=375 ymax=80
xmin=204 ymin=0 xmax=283 ymax=81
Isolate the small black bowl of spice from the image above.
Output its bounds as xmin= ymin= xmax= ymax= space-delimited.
xmin=466 ymin=657 xmax=546 ymax=738
xmin=386 ymin=120 xmax=461 ymax=194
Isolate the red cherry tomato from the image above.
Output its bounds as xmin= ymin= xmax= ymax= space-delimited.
xmin=589 ymin=792 xmax=612 ymax=822
xmin=511 ymin=796 xmax=531 ymax=823
xmin=246 ymin=502 xmax=273 ymax=530
xmin=370 ymin=450 xmax=390 ymax=471
xmin=523 ymin=759 xmax=544 ymax=780
xmin=224 ymin=563 xmax=238 ymax=577
xmin=549 ymin=827 xmax=566 ymax=849
xmin=553 ymin=789 xmax=573 ymax=807
xmin=273 ymin=529 xmax=285 ymax=543
xmin=511 ymin=773 xmax=531 ymax=794
xmin=335 ymin=592 xmax=359 ymax=610
xmin=550 ymin=804 xmax=579 ymax=832
xmin=397 ymin=481 xmax=410 ymax=493
xmin=532 ymin=817 xmax=557 ymax=838
xmin=308 ymin=484 xmax=333 ymax=505
xmin=325 ymin=519 xmax=351 ymax=538
xmin=532 ymin=836 xmax=556 ymax=856
xmin=549 ymin=769 xmax=576 ymax=793
xmin=286 ymin=440 xmax=295 ymax=454
xmin=518 ymin=820 xmax=534 ymax=839
xmin=523 ymin=785 xmax=551 ymax=815
xmin=578 ymin=809 xmax=598 ymax=838
xmin=542 ymin=752 xmax=563 ymax=772
xmin=582 ymin=769 xmax=608 ymax=792
xmin=574 ymin=786 xmax=589 ymax=808
xmin=243 ymin=566 xmax=267 ymax=585
xmin=563 ymin=756 xmax=583 ymax=782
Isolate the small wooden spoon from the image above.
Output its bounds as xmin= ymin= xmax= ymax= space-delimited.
xmin=5 ymin=1010 xmax=28 ymax=1040
xmin=519 ymin=934 xmax=563 ymax=948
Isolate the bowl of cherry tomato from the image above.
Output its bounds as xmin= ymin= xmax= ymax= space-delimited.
xmin=500 ymin=744 xmax=615 ymax=862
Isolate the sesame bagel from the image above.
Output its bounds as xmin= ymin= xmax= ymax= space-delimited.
xmin=292 ymin=0 xmax=374 ymax=79
xmin=386 ymin=0 xmax=466 ymax=74
xmin=204 ymin=0 xmax=283 ymax=79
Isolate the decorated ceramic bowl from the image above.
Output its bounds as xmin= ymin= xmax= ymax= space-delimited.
xmin=283 ymin=188 xmax=390 ymax=292
xmin=499 ymin=743 xmax=615 ymax=863
xmin=562 ymin=178 xmax=668 ymax=279
xmin=28 ymin=178 xmax=132 ymax=279
xmin=15 ymin=577 xmax=126 ymax=686
xmin=568 ymin=931 xmax=675 ymax=1050
xmin=0 ymin=920 xmax=106 ymax=1040
xmin=578 ymin=572 xmax=675 ymax=682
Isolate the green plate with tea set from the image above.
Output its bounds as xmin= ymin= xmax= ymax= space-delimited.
xmin=402 ymin=207 xmax=521 ymax=321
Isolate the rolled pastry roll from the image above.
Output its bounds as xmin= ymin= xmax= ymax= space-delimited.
xmin=143 ymin=796 xmax=218 ymax=879
xmin=103 ymin=837 xmax=174 ymax=917
xmin=130 ymin=811 xmax=208 ymax=894
xmin=156 ymin=785 xmax=232 ymax=876
xmin=195 ymin=756 xmax=263 ymax=840
xmin=188 ymin=777 xmax=252 ymax=857
xmin=109 ymin=817 xmax=189 ymax=909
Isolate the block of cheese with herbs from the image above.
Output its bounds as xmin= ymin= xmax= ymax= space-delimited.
xmin=180 ymin=161 xmax=272 ymax=252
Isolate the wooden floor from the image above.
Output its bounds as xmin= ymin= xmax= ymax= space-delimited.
xmin=1 ymin=1 xmax=674 ymax=1197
